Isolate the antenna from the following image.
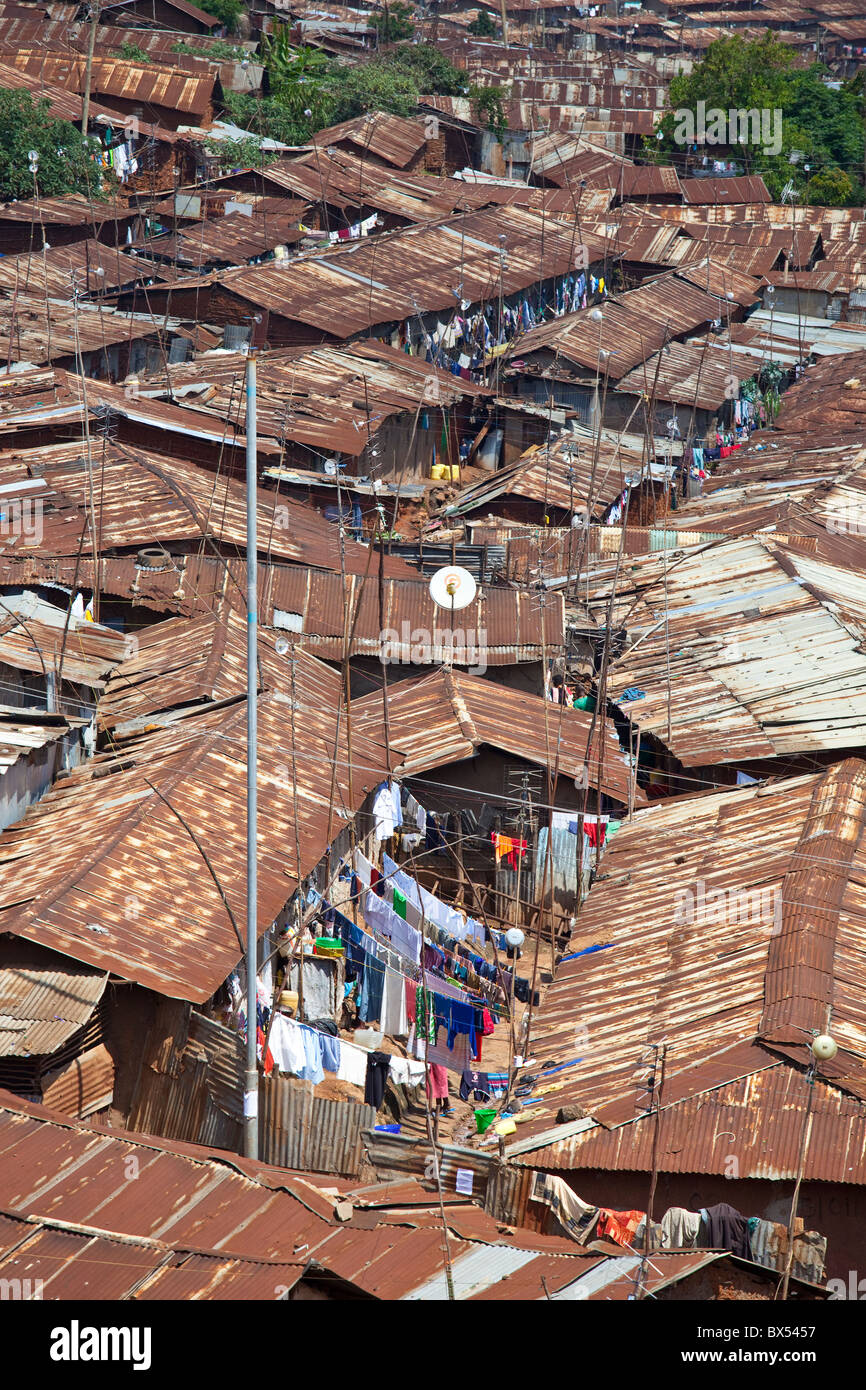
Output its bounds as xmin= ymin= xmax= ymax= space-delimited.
xmin=428 ymin=564 xmax=477 ymax=611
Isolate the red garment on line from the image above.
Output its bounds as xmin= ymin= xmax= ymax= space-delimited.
xmin=426 ymin=1063 xmax=449 ymax=1101
xmin=597 ymin=1209 xmax=644 ymax=1247
xmin=405 ymin=980 xmax=417 ymax=1025
xmin=257 ymin=1025 xmax=274 ymax=1077
xmin=584 ymin=822 xmax=607 ymax=849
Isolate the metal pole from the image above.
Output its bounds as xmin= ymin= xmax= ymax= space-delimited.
xmin=81 ymin=2 xmax=99 ymax=137
xmin=244 ymin=351 xmax=259 ymax=1160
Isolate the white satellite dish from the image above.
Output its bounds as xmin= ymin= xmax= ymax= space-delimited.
xmin=429 ymin=564 xmax=477 ymax=611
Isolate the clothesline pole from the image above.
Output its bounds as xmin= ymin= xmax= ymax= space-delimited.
xmin=399 ymin=833 xmax=457 ymax=1302
xmin=636 ymin=1040 xmax=666 ymax=1300
xmin=243 ymin=350 xmax=260 ymax=1162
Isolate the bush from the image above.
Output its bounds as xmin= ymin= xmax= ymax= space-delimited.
xmin=115 ymin=41 xmax=151 ymax=62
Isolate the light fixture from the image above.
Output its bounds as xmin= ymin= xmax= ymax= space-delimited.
xmin=505 ymin=927 xmax=525 ymax=948
xmin=811 ymin=1034 xmax=837 ymax=1062
xmin=589 ymin=307 xmax=603 ymax=323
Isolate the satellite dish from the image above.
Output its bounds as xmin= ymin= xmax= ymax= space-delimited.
xmin=274 ymin=636 xmax=290 ymax=656
xmin=429 ymin=565 xmax=477 ymax=611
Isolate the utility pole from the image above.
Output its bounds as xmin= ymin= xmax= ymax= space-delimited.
xmin=499 ymin=0 xmax=509 ymax=47
xmin=244 ymin=351 xmax=259 ymax=1160
xmin=81 ymin=2 xmax=100 ymax=137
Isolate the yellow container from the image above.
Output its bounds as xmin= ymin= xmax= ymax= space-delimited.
xmin=430 ymin=463 xmax=448 ymax=481
xmin=449 ymin=465 xmax=461 ymax=483
xmin=279 ymin=990 xmax=299 ymax=1012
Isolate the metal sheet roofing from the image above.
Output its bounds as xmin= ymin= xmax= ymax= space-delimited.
xmin=585 ymin=529 xmax=866 ymax=766
xmin=0 ymin=241 xmax=172 ymax=300
xmin=503 ymin=760 xmax=866 ymax=1178
xmin=134 ymin=338 xmax=484 ymax=459
xmin=680 ymin=176 xmax=772 ymax=206
xmin=0 ymin=942 xmax=106 ymax=1059
xmin=0 ymin=430 xmax=418 ymax=580
xmin=145 ymin=205 xmax=608 ymax=342
xmin=0 ymin=633 xmax=390 ymax=1002
xmin=5 ymin=50 xmax=219 ymax=118
xmin=511 ymin=266 xmax=759 ymax=380
xmin=352 ymin=666 xmax=643 ymax=807
xmin=615 ymin=337 xmax=766 ymax=411
xmin=444 ymin=426 xmax=649 ymax=519
xmin=311 ymin=112 xmax=429 ymax=169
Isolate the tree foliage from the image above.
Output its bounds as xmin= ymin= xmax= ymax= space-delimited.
xmin=195 ymin=0 xmax=243 ymax=33
xmin=651 ymin=33 xmax=865 ymax=205
xmin=0 ymin=89 xmax=105 ymax=202
xmin=370 ymin=3 xmax=416 ymax=42
xmin=468 ymin=9 xmax=496 ymax=36
xmin=115 ymin=41 xmax=151 ymax=62
xmin=238 ymin=38 xmax=508 ymax=143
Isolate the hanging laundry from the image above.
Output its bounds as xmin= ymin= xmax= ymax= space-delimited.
xmin=530 ymin=1173 xmax=600 ymax=1244
xmin=388 ymin=1055 xmax=426 ymax=1088
xmin=364 ymin=1050 xmax=392 ymax=1109
xmin=372 ymin=781 xmax=399 ymax=840
xmin=426 ymin=1063 xmax=450 ymax=1102
xmin=491 ymin=831 xmax=528 ymax=870
xmin=658 ymin=1207 xmax=702 ymax=1249
xmin=597 ymin=1209 xmax=645 ymax=1247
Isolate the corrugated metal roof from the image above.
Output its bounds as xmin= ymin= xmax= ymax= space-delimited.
xmin=403 ymin=1242 xmax=540 ymax=1299
xmin=142 ymin=205 xmax=608 ymax=342
xmin=0 ymin=241 xmax=172 ymax=299
xmin=500 ymin=760 xmax=866 ymax=1178
xmin=681 ymin=176 xmax=772 ymax=206
xmin=0 ymin=428 xmax=417 ymax=580
xmin=351 ymin=666 xmax=643 ymax=806
xmin=615 ymin=337 xmax=766 ymax=411
xmin=0 ymin=708 xmax=81 ymax=777
xmin=6 ymin=50 xmax=219 ymax=118
xmin=312 ymin=113 xmax=428 ymax=169
xmin=0 ymin=943 xmax=106 ymax=1059
xmin=134 ymin=338 xmax=484 ymax=459
xmin=511 ymin=265 xmax=759 ymax=380
xmin=0 ymin=636 xmax=390 ymax=1002
xmin=591 ymin=533 xmax=866 ymax=766
xmin=445 ymin=427 xmax=649 ymax=520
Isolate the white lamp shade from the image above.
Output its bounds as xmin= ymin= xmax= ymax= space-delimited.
xmin=505 ymin=928 xmax=525 ymax=948
xmin=811 ymin=1034 xmax=838 ymax=1062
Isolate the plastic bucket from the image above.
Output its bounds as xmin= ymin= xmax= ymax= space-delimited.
xmin=475 ymin=1107 xmax=498 ymax=1134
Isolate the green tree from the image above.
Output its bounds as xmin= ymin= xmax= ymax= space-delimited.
xmin=471 ymin=84 xmax=508 ymax=139
xmin=0 ymin=89 xmax=105 ymax=202
xmin=195 ymin=0 xmax=243 ymax=33
xmin=388 ymin=44 xmax=468 ymax=96
xmin=651 ymin=34 xmax=865 ymax=206
xmin=370 ymin=3 xmax=416 ymax=42
xmin=806 ymin=166 xmax=854 ymax=206
xmin=467 ymin=9 xmax=496 ymax=36
xmin=223 ymin=92 xmax=333 ymax=147
xmin=203 ymin=135 xmax=280 ymax=170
